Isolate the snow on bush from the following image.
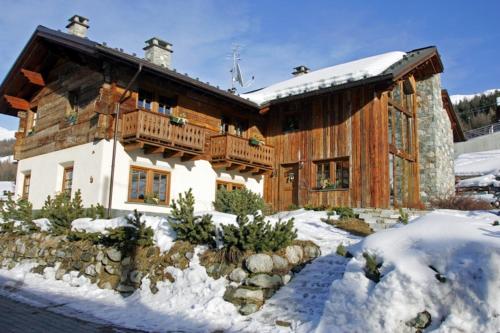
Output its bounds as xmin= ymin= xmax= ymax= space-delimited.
xmin=317 ymin=210 xmax=500 ymax=333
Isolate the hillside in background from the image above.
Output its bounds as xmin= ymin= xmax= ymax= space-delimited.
xmin=0 ymin=138 xmax=16 ymax=181
xmin=451 ymin=89 xmax=499 ymax=131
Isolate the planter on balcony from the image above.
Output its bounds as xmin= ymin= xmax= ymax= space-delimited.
xmin=249 ymin=137 xmax=265 ymax=146
xmin=169 ymin=115 xmax=187 ymax=126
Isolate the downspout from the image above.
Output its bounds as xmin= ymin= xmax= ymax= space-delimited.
xmin=107 ymin=64 xmax=142 ymax=218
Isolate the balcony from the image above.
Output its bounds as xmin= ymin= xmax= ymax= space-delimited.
xmin=210 ymin=134 xmax=274 ymax=175
xmin=121 ymin=109 xmax=206 ymax=158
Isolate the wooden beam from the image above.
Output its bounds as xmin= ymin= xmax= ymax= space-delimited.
xmin=124 ymin=142 xmax=144 ymax=152
xmin=163 ymin=150 xmax=184 ymax=159
xmin=226 ymin=163 xmax=245 ymax=171
xmin=211 ymin=161 xmax=231 ymax=170
xmin=181 ymin=153 xmax=200 ymax=162
xmin=259 ymin=106 xmax=270 ymax=115
xmin=21 ymin=69 xmax=45 ymax=87
xmin=252 ymin=169 xmax=272 ymax=176
xmin=240 ymin=166 xmax=259 ymax=174
xmin=4 ymin=95 xmax=30 ymax=111
xmin=144 ymin=146 xmax=165 ymax=154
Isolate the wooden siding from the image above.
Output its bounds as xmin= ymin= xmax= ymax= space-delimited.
xmin=264 ymin=85 xmax=393 ymax=210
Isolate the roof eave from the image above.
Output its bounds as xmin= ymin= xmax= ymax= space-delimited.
xmin=257 ymin=73 xmax=394 ymax=108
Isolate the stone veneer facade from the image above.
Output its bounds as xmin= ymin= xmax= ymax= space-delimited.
xmin=416 ymin=74 xmax=455 ymax=204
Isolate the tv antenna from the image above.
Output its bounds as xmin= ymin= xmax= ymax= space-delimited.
xmin=229 ymin=45 xmax=254 ymax=92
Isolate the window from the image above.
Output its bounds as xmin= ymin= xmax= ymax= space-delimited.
xmin=388 ymin=79 xmax=415 ymax=156
xmin=220 ymin=116 xmax=229 ymax=134
xmin=128 ymin=166 xmax=170 ymax=205
xmin=137 ymin=89 xmax=153 ymax=111
xmin=68 ymin=90 xmax=79 ymax=112
xmin=283 ymin=114 xmax=300 ymax=132
xmin=234 ymin=119 xmax=248 ymax=137
xmin=22 ymin=173 xmax=31 ymax=199
xmin=314 ymin=158 xmax=349 ymax=190
xmin=158 ymin=96 xmax=176 ymax=115
xmin=216 ymin=180 xmax=244 ymax=192
xmin=62 ymin=166 xmax=74 ymax=195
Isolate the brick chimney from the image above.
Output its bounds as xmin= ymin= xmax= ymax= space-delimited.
xmin=66 ymin=15 xmax=89 ymax=38
xmin=292 ymin=65 xmax=310 ymax=76
xmin=144 ymin=37 xmax=173 ymax=68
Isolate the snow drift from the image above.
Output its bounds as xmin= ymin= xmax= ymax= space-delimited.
xmin=317 ymin=210 xmax=500 ymax=333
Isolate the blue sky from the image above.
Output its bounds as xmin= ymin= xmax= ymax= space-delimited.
xmin=0 ymin=0 xmax=499 ymax=130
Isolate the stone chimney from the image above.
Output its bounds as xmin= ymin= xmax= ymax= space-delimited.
xmin=292 ymin=65 xmax=310 ymax=76
xmin=66 ymin=15 xmax=89 ymax=38
xmin=144 ymin=37 xmax=173 ymax=68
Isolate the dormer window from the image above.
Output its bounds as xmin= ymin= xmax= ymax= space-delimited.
xmin=138 ymin=89 xmax=153 ymax=111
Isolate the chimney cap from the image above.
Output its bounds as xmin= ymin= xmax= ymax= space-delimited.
xmin=66 ymin=14 xmax=89 ymax=29
xmin=143 ymin=37 xmax=173 ymax=52
xmin=292 ymin=65 xmax=310 ymax=76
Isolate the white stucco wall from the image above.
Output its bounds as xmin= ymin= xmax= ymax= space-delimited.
xmin=16 ymin=139 xmax=264 ymax=213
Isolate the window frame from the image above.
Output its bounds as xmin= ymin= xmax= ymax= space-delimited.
xmin=312 ymin=157 xmax=350 ymax=191
xmin=62 ymin=166 xmax=74 ymax=195
xmin=22 ymin=173 xmax=31 ymax=199
xmin=216 ymin=179 xmax=245 ymax=192
xmin=128 ymin=166 xmax=171 ymax=205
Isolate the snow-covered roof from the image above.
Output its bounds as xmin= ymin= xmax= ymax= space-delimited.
xmin=241 ymin=51 xmax=406 ymax=106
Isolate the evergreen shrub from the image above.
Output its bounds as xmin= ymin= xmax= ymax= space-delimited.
xmin=170 ymin=189 xmax=216 ymax=246
xmin=38 ymin=189 xmax=105 ymax=235
xmin=221 ymin=214 xmax=297 ymax=252
xmin=0 ymin=193 xmax=37 ymax=233
xmin=213 ymin=188 xmax=266 ymax=216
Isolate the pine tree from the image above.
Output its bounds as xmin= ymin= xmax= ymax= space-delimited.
xmin=170 ymin=189 xmax=216 ymax=246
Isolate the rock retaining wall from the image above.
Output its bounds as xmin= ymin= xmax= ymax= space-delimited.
xmin=0 ymin=233 xmax=194 ymax=294
xmin=209 ymin=240 xmax=321 ymax=315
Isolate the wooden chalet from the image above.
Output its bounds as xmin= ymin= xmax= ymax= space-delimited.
xmin=0 ymin=16 xmax=458 ymax=212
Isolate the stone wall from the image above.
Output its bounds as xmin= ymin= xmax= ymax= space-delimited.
xmin=416 ymin=74 xmax=455 ymax=203
xmin=0 ymin=233 xmax=193 ymax=295
xmin=201 ymin=240 xmax=321 ymax=315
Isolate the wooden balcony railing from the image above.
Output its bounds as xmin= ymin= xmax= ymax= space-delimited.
xmin=210 ymin=134 xmax=274 ymax=170
xmin=121 ymin=109 xmax=206 ymax=154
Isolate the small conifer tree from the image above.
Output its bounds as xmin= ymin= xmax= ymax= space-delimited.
xmin=170 ymin=189 xmax=216 ymax=246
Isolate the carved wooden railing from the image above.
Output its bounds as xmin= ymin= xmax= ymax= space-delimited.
xmin=210 ymin=134 xmax=274 ymax=169
xmin=121 ymin=109 xmax=206 ymax=153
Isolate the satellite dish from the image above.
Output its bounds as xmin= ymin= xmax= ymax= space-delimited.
xmin=229 ymin=45 xmax=254 ymax=92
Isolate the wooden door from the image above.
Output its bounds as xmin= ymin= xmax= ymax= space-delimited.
xmin=279 ymin=163 xmax=299 ymax=210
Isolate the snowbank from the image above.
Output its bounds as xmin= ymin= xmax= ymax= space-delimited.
xmin=317 ymin=210 xmax=500 ymax=333
xmin=458 ymin=173 xmax=500 ymax=188
xmin=455 ymin=149 xmax=500 ymax=177
xmin=241 ymin=51 xmax=405 ymax=105
xmin=0 ymin=209 xmax=357 ymax=332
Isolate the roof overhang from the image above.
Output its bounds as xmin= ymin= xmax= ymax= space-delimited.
xmin=0 ymin=26 xmax=259 ymax=117
xmin=442 ymin=89 xmax=466 ymax=142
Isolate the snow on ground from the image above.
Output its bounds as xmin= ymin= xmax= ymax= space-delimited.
xmin=241 ymin=51 xmax=405 ymax=105
xmin=0 ymin=126 xmax=15 ymax=141
xmin=0 ymin=155 xmax=13 ymax=163
xmin=0 ymin=209 xmax=357 ymax=332
xmin=1 ymin=209 xmax=498 ymax=332
xmin=455 ymin=149 xmax=500 ymax=178
xmin=450 ymin=88 xmax=499 ymax=104
xmin=0 ymin=181 xmax=15 ymax=201
xmin=458 ymin=173 xmax=500 ymax=188
xmin=317 ymin=210 xmax=500 ymax=333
